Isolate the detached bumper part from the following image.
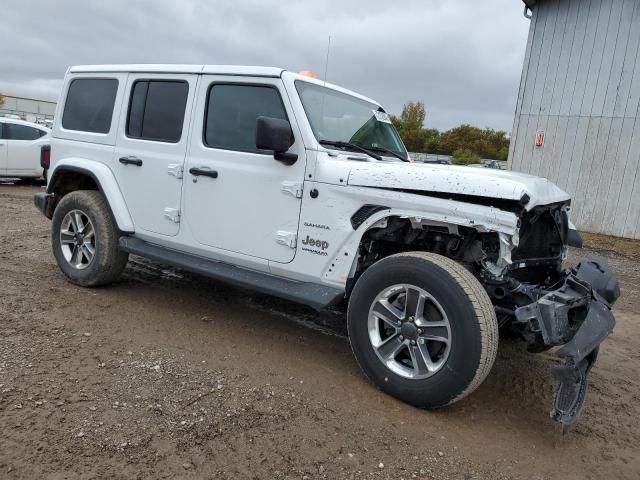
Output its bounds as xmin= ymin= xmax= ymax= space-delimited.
xmin=515 ymin=260 xmax=619 ymax=430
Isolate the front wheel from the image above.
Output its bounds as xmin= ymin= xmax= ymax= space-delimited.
xmin=347 ymin=252 xmax=498 ymax=408
xmin=51 ymin=190 xmax=129 ymax=287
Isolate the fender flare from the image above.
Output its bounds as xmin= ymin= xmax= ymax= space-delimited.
xmin=322 ymin=202 xmax=519 ymax=288
xmin=47 ymin=159 xmax=135 ymax=232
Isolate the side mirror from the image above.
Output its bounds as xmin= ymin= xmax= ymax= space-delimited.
xmin=255 ymin=116 xmax=297 ymax=165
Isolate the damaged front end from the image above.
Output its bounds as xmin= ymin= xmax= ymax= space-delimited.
xmin=514 ymin=260 xmax=619 ymax=430
xmin=482 ymin=203 xmax=620 ymax=430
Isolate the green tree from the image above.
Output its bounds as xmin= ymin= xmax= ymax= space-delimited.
xmin=391 ymin=102 xmax=510 ymax=158
xmin=439 ymin=124 xmax=509 ymax=160
xmin=398 ymin=101 xmax=425 ymax=130
xmin=423 ymin=128 xmax=441 ymax=154
xmin=451 ymin=148 xmax=481 ymax=165
xmin=391 ymin=101 xmax=431 ymax=153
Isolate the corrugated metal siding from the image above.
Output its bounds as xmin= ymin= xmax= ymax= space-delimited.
xmin=509 ymin=0 xmax=640 ymax=238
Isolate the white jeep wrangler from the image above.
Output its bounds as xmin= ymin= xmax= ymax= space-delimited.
xmin=35 ymin=65 xmax=619 ymax=428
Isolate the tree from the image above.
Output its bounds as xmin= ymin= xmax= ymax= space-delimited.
xmin=391 ymin=101 xmax=431 ymax=153
xmin=390 ymin=102 xmax=510 ymax=159
xmin=451 ymin=148 xmax=481 ymax=165
xmin=423 ymin=128 xmax=441 ymax=154
xmin=439 ymin=124 xmax=509 ymax=160
xmin=398 ymin=101 xmax=425 ymax=130
xmin=0 ymin=93 xmax=5 ymax=107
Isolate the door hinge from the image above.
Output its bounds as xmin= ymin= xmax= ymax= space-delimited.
xmin=276 ymin=230 xmax=297 ymax=249
xmin=281 ymin=181 xmax=303 ymax=199
xmin=163 ymin=208 xmax=181 ymax=223
xmin=167 ymin=164 xmax=184 ymax=179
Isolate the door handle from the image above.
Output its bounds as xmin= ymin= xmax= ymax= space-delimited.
xmin=119 ymin=156 xmax=143 ymax=166
xmin=189 ymin=167 xmax=218 ymax=179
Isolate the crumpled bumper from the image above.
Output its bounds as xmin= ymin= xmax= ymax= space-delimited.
xmin=515 ymin=260 xmax=619 ymax=430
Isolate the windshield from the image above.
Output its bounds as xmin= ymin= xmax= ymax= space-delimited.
xmin=295 ymin=80 xmax=408 ymax=160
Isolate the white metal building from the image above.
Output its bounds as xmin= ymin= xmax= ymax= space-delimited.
xmin=509 ymin=0 xmax=640 ymax=239
xmin=0 ymin=94 xmax=56 ymax=124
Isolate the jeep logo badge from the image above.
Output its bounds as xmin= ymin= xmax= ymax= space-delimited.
xmin=301 ymin=235 xmax=329 ymax=250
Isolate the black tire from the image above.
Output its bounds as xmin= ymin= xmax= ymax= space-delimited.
xmin=51 ymin=190 xmax=128 ymax=287
xmin=347 ymin=252 xmax=498 ymax=408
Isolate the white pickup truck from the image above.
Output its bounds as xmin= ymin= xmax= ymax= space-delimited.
xmin=34 ymin=65 xmax=619 ymax=429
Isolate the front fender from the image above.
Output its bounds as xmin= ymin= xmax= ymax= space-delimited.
xmin=48 ymin=158 xmax=134 ymax=232
xmin=322 ymin=187 xmax=520 ymax=286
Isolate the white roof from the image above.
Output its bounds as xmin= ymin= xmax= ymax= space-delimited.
xmin=69 ymin=64 xmax=284 ymax=77
xmin=0 ymin=116 xmax=51 ymax=131
xmin=68 ymin=64 xmax=381 ymax=108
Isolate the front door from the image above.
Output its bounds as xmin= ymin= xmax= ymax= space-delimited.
xmin=184 ymin=77 xmax=306 ymax=263
xmin=114 ymin=74 xmax=197 ymax=236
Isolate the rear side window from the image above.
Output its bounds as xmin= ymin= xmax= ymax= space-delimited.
xmin=127 ymin=80 xmax=189 ymax=143
xmin=5 ymin=123 xmax=43 ymax=140
xmin=204 ymin=84 xmax=287 ymax=153
xmin=62 ymin=78 xmax=118 ymax=134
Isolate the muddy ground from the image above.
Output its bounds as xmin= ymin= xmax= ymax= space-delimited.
xmin=1 ymin=183 xmax=639 ymax=480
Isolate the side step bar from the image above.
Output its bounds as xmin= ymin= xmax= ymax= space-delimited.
xmin=119 ymin=236 xmax=344 ymax=310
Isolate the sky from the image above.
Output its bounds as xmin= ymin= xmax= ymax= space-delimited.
xmin=1 ymin=0 xmax=530 ymax=132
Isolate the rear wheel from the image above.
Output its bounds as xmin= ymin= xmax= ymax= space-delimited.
xmin=347 ymin=252 xmax=498 ymax=408
xmin=51 ymin=190 xmax=128 ymax=287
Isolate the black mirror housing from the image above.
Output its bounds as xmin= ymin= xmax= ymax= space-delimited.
xmin=255 ymin=116 xmax=297 ymax=165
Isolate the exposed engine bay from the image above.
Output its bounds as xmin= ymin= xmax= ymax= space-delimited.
xmin=351 ymin=200 xmax=619 ymax=429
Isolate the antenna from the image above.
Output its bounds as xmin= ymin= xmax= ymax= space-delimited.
xmin=323 ymin=35 xmax=332 ymax=85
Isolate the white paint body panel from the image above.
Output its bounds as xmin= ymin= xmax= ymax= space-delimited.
xmin=0 ymin=138 xmax=6 ymax=171
xmin=50 ymin=64 xmax=574 ymax=295
xmin=0 ymin=118 xmax=50 ymax=178
xmin=347 ymin=161 xmax=570 ymax=211
xmin=48 ymin=156 xmax=135 ymax=232
xmin=112 ymin=73 xmax=198 ymax=237
xmin=183 ymin=74 xmax=307 ymax=264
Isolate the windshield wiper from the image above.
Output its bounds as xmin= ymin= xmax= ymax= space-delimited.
xmin=319 ymin=140 xmax=382 ymax=161
xmin=360 ymin=145 xmax=410 ymax=162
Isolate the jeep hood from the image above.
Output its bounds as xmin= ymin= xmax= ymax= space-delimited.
xmin=346 ymin=162 xmax=570 ymax=210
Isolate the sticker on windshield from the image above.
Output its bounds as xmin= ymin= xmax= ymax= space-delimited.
xmin=372 ymin=110 xmax=392 ymax=124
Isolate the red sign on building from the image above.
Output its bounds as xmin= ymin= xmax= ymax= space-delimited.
xmin=535 ymin=130 xmax=545 ymax=147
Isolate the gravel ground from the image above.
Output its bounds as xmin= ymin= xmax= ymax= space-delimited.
xmin=1 ymin=184 xmax=639 ymax=480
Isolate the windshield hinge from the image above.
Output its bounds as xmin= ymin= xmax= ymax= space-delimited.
xmin=281 ymin=181 xmax=303 ymax=199
xmin=167 ymin=164 xmax=184 ymax=179
xmin=276 ymin=230 xmax=297 ymax=249
xmin=163 ymin=208 xmax=181 ymax=223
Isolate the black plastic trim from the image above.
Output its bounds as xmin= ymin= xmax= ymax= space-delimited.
xmin=568 ymin=229 xmax=583 ymax=248
xmin=118 ymin=236 xmax=344 ymax=310
xmin=351 ymin=205 xmax=389 ymax=229
xmin=33 ymin=192 xmax=52 ymax=215
xmin=47 ymin=166 xmax=101 ymax=195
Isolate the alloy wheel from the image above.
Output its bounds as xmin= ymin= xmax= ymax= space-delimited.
xmin=367 ymin=284 xmax=452 ymax=379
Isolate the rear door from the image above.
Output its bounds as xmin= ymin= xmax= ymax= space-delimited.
xmin=114 ymin=74 xmax=197 ymax=236
xmin=4 ymin=122 xmax=46 ymax=175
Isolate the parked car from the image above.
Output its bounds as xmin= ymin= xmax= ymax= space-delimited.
xmin=0 ymin=117 xmax=50 ymax=180
xmin=34 ymin=65 xmax=619 ymax=429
